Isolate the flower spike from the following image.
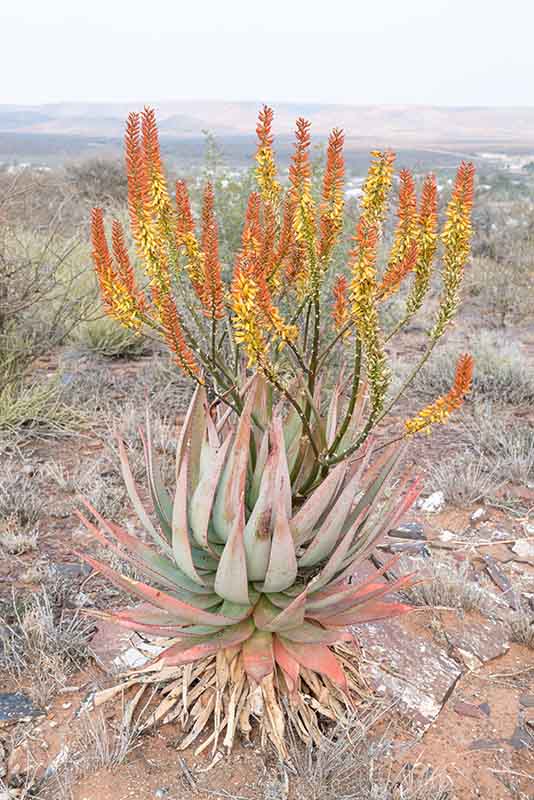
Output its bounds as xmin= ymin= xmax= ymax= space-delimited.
xmin=405 ymin=353 xmax=474 ymax=434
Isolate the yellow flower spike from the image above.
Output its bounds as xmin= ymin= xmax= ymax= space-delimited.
xmin=431 ymin=162 xmax=475 ymax=339
xmin=350 ymin=219 xmax=390 ymax=415
xmin=406 ymin=173 xmax=439 ymax=316
xmin=230 ymin=265 xmax=269 ymax=367
xmin=360 ymin=151 xmax=396 ymax=229
xmin=405 ymin=353 xmax=474 ymax=435
xmin=332 ymin=275 xmax=350 ymax=338
xmin=255 ymin=106 xmax=281 ymax=207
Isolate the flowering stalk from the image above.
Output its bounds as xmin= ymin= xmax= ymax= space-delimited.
xmin=90 ymin=106 xmax=475 ymax=493
xmin=405 ymin=353 xmax=474 ymax=434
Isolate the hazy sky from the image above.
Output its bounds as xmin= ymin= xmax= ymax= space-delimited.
xmin=2 ymin=0 xmax=533 ymax=106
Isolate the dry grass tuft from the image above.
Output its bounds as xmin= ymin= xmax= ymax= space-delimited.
xmin=508 ymin=600 xmax=534 ymax=649
xmin=401 ymin=558 xmax=498 ymax=613
xmin=0 ymin=581 xmax=93 ymax=705
xmin=279 ymin=713 xmax=452 ymax=800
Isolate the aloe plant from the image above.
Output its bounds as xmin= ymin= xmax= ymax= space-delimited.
xmin=78 ymin=378 xmax=419 ymax=755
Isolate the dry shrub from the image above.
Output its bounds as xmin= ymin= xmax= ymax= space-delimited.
xmin=0 ymin=579 xmax=93 ymax=705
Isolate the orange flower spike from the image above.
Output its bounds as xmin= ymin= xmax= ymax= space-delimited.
xmin=155 ymin=288 xmax=201 ymax=379
xmin=141 ymin=107 xmax=172 ymax=221
xmin=91 ymin=209 xmax=143 ymax=330
xmin=360 ymin=150 xmax=396 ymax=229
xmin=388 ymin=169 xmax=418 ymax=267
xmin=275 ymin=194 xmax=296 ymax=266
xmin=432 ymin=162 xmax=475 ymax=339
xmin=379 ymin=239 xmax=418 ymax=301
xmin=200 ymin=182 xmax=225 ymax=320
xmin=255 ymin=105 xmax=281 ymax=206
xmin=406 ymin=173 xmax=438 ymax=315
xmin=175 ymin=180 xmax=195 ymax=239
xmin=319 ymin=128 xmax=345 ymax=261
xmin=332 ymin=275 xmax=350 ymax=337
xmin=289 ymin=117 xmax=316 ymax=245
xmin=124 ymin=112 xmax=164 ymax=288
xmin=175 ymin=180 xmax=205 ymax=294
xmin=405 ymin=353 xmax=474 ymax=435
xmin=111 ymin=220 xmax=140 ymax=299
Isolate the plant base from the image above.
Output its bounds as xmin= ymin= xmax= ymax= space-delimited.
xmin=91 ymin=642 xmax=369 ymax=759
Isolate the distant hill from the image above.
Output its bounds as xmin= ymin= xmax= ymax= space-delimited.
xmin=2 ymin=101 xmax=534 ymax=147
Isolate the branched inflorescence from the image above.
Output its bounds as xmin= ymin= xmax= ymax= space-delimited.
xmin=91 ymin=106 xmax=476 ymax=479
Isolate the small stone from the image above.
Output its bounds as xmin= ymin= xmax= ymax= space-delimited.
xmin=22 ymin=463 xmax=36 ymax=476
xmin=479 ymin=703 xmax=491 ymax=717
xmin=62 ymin=702 xmax=72 ymax=710
xmin=454 ymin=701 xmax=486 ymax=719
xmin=439 ymin=530 xmax=455 ymax=542
xmin=386 ymin=541 xmax=429 ymax=555
xmin=154 ymin=790 xmax=169 ymax=798
xmin=469 ymin=739 xmax=503 ymax=751
xmin=511 ymin=540 xmax=534 ymax=561
xmin=388 ymin=522 xmax=426 ymax=540
xmin=419 ymin=491 xmax=445 ymax=513
xmin=52 ymin=562 xmax=92 ymax=579
xmin=0 ymin=693 xmax=42 ymax=724
xmin=470 ymin=507 xmax=489 ymax=524
xmin=509 ymin=725 xmax=531 ymax=750
xmin=519 ymin=695 xmax=534 ymax=708
xmin=49 ymin=720 xmax=58 ymax=728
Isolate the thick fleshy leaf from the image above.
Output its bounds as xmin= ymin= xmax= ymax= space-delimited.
xmin=309 ymin=573 xmax=416 ymax=620
xmin=175 ymin=384 xmax=207 ymax=493
xmin=307 ymin=555 xmax=401 ymax=608
xmin=254 ymin=590 xmax=307 ymax=632
xmin=277 ymin=638 xmax=347 ymax=689
xmin=172 ymin=447 xmax=205 ymax=585
xmin=273 ymin=636 xmax=300 ymax=692
xmin=249 ymin=428 xmax=269 ymax=508
xmin=212 ymin=377 xmax=258 ymax=542
xmin=305 ymin=507 xmax=369 ymax=594
xmin=76 ymin=506 xmax=215 ymax=598
xmin=298 ymin=467 xmax=362 ymax=568
xmin=141 ymin=414 xmax=173 ymax=541
xmin=242 ymin=629 xmax=274 ymax=683
xmin=117 ymin=436 xmax=173 ymax=557
xmin=278 ymin=621 xmax=350 ymax=645
xmin=261 ymin=505 xmax=298 ymax=593
xmin=89 ymin=608 xmax=222 ymax=638
xmin=243 ymin=430 xmax=281 ymax=582
xmin=79 ymin=554 xmax=247 ymax=626
xmin=320 ymin=600 xmax=414 ymax=627
xmin=158 ymin=618 xmax=255 ymax=666
xmin=214 ymin=505 xmax=250 ymax=605
xmin=291 ymin=461 xmax=346 ymax=545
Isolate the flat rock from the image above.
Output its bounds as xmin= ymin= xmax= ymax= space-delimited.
xmin=0 ymin=693 xmax=42 ymax=724
xmin=511 ymin=540 xmax=534 ymax=562
xmin=454 ymin=701 xmax=487 ymax=719
xmin=519 ymin=694 xmax=534 ymax=708
xmin=355 ymin=619 xmax=461 ymax=734
xmin=443 ymin=616 xmax=509 ymax=667
xmin=90 ymin=614 xmax=165 ymax=674
xmin=419 ymin=491 xmax=444 ymax=514
xmin=388 ymin=522 xmax=426 ymax=540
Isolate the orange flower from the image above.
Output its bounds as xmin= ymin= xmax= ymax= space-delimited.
xmin=319 ymin=128 xmax=345 ymax=261
xmin=379 ymin=240 xmax=418 ymax=301
xmin=406 ymin=173 xmax=438 ymax=315
xmin=91 ymin=208 xmax=143 ymax=329
xmin=332 ymin=275 xmax=350 ymax=336
xmin=155 ymin=288 xmax=200 ymax=378
xmin=200 ymin=182 xmax=225 ymax=320
xmin=405 ymin=353 xmax=474 ymax=434
xmin=255 ymin=105 xmax=280 ymax=206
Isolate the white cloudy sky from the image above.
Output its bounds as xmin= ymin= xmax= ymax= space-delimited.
xmin=1 ymin=0 xmax=532 ymax=105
